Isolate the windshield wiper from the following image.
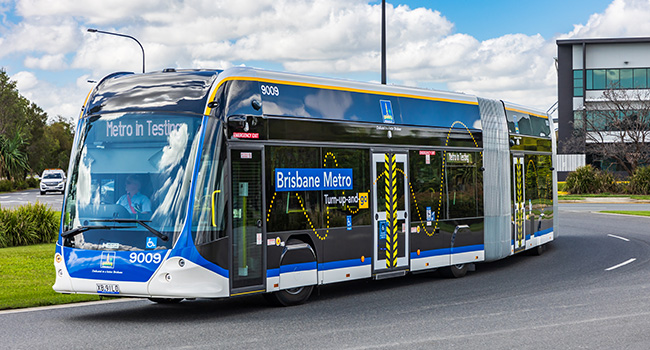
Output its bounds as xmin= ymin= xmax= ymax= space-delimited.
xmin=61 ymin=225 xmax=136 ymax=239
xmin=93 ymin=219 xmax=169 ymax=241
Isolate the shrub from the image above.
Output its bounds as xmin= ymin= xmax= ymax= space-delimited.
xmin=599 ymin=170 xmax=622 ymax=193
xmin=0 ymin=203 xmax=59 ymax=248
xmin=13 ymin=180 xmax=27 ymax=190
xmin=564 ymin=165 xmax=623 ymax=194
xmin=629 ymin=165 xmax=650 ymax=195
xmin=565 ymin=165 xmax=600 ymax=194
xmin=0 ymin=180 xmax=13 ymax=192
xmin=26 ymin=177 xmax=39 ymax=188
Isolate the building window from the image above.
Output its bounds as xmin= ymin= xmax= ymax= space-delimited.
xmin=584 ymin=68 xmax=650 ymax=90
xmin=634 ymin=69 xmax=647 ymax=88
xmin=606 ymin=69 xmax=620 ymax=88
xmin=620 ymin=69 xmax=633 ymax=88
xmin=592 ymin=69 xmax=606 ymax=89
xmin=573 ymin=70 xmax=584 ymax=97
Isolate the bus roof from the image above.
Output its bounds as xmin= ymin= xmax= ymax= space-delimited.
xmin=85 ymin=69 xmax=221 ymax=116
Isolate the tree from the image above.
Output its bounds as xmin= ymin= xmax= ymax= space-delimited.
xmin=0 ymin=68 xmax=74 ymax=178
xmin=0 ymin=69 xmax=25 ymax=137
xmin=568 ymin=87 xmax=650 ymax=176
xmin=0 ymin=130 xmax=30 ymax=181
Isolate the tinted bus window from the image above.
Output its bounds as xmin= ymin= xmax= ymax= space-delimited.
xmin=445 ymin=152 xmax=481 ymax=219
xmin=409 ymin=150 xmax=445 ymax=223
xmin=506 ymin=110 xmax=551 ymax=137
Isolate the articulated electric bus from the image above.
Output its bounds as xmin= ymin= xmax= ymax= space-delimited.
xmin=53 ymin=67 xmax=557 ymax=305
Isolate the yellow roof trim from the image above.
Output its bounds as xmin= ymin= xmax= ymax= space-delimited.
xmin=506 ymin=107 xmax=548 ymax=119
xmin=204 ymin=76 xmax=478 ymax=115
xmin=79 ymin=89 xmax=94 ymax=119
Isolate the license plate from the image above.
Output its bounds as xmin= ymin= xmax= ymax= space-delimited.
xmin=96 ymin=283 xmax=121 ymax=294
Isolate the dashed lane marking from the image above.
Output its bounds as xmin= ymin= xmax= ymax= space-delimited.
xmin=607 ymin=234 xmax=630 ymax=242
xmin=605 ymin=258 xmax=637 ymax=271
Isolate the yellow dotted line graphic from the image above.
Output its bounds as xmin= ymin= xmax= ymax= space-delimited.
xmin=266 ymin=192 xmax=277 ymax=222
xmin=323 ymin=152 xmax=339 ymax=168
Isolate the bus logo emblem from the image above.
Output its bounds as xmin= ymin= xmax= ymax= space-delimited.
xmin=380 ymin=100 xmax=394 ymax=124
xmin=100 ymin=252 xmax=116 ymax=269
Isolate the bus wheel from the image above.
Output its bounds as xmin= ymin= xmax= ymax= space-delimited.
xmin=530 ymin=244 xmax=545 ymax=256
xmin=264 ymin=285 xmax=314 ymax=307
xmin=148 ymin=297 xmax=183 ymax=304
xmin=439 ymin=264 xmax=468 ymax=278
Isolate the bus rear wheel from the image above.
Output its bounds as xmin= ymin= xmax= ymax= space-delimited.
xmin=439 ymin=264 xmax=468 ymax=278
xmin=264 ymin=285 xmax=314 ymax=307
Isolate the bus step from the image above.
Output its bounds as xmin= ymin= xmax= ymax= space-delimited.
xmin=374 ymin=270 xmax=407 ymax=280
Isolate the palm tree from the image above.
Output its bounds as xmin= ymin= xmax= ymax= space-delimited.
xmin=0 ymin=130 xmax=30 ymax=181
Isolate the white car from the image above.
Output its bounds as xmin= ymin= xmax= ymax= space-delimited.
xmin=40 ymin=169 xmax=66 ymax=195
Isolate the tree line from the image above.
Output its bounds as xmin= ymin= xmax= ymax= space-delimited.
xmin=0 ymin=68 xmax=74 ymax=181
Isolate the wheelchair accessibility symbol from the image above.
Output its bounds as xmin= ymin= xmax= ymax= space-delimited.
xmin=146 ymin=237 xmax=157 ymax=249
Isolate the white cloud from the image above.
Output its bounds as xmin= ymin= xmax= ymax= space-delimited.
xmin=567 ymin=0 xmax=650 ymax=38
xmin=0 ymin=18 xmax=80 ymax=58
xmin=10 ymin=70 xmax=86 ymax=122
xmin=24 ymin=54 xmax=68 ymax=70
xmin=11 ymin=71 xmax=38 ymax=91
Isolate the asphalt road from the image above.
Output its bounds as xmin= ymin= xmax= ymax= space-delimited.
xmin=0 ymin=189 xmax=63 ymax=210
xmin=2 ymin=209 xmax=650 ymax=349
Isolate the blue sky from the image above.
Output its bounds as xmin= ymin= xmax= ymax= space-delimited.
xmin=415 ymin=0 xmax=613 ymax=40
xmin=0 ymin=0 xmax=647 ymax=120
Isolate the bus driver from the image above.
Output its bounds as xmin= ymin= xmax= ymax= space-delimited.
xmin=117 ymin=175 xmax=151 ymax=214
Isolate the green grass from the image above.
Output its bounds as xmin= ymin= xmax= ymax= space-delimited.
xmin=558 ymin=194 xmax=650 ymax=200
xmin=600 ymin=211 xmax=650 ymax=217
xmin=0 ymin=243 xmax=103 ymax=310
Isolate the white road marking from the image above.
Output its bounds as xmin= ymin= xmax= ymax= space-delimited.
xmin=0 ymin=298 xmax=140 ymax=315
xmin=607 ymin=234 xmax=630 ymax=242
xmin=605 ymin=258 xmax=637 ymax=271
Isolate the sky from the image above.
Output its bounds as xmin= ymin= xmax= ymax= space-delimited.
xmin=0 ymin=0 xmax=648 ymax=123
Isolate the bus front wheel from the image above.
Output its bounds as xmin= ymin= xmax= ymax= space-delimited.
xmin=264 ymin=285 xmax=314 ymax=307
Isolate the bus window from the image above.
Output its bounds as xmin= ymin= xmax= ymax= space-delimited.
xmin=446 ymin=152 xmax=481 ymax=219
xmin=409 ymin=150 xmax=444 ymax=224
xmin=530 ymin=115 xmax=551 ymax=137
xmin=192 ymin=118 xmax=228 ymax=245
xmin=266 ymin=146 xmax=322 ymax=232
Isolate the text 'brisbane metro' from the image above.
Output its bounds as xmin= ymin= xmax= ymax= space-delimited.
xmin=275 ymin=168 xmax=353 ymax=192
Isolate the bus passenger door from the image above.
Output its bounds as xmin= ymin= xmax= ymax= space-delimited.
xmin=512 ymin=154 xmax=526 ymax=253
xmin=230 ymin=148 xmax=265 ymax=295
xmin=372 ymin=152 xmax=409 ymax=273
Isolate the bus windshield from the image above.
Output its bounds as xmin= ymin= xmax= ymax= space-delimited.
xmin=62 ymin=112 xmax=203 ymax=251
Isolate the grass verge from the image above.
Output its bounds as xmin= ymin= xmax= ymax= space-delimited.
xmin=0 ymin=243 xmax=103 ymax=310
xmin=559 ymin=194 xmax=650 ymax=200
xmin=600 ymin=211 xmax=650 ymax=217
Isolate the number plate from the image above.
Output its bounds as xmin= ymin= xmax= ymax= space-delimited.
xmin=96 ymin=283 xmax=121 ymax=294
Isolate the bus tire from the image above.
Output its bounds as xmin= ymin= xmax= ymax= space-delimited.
xmin=264 ymin=285 xmax=314 ymax=307
xmin=530 ymin=244 xmax=544 ymax=256
xmin=148 ymin=297 xmax=183 ymax=304
xmin=439 ymin=264 xmax=468 ymax=278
